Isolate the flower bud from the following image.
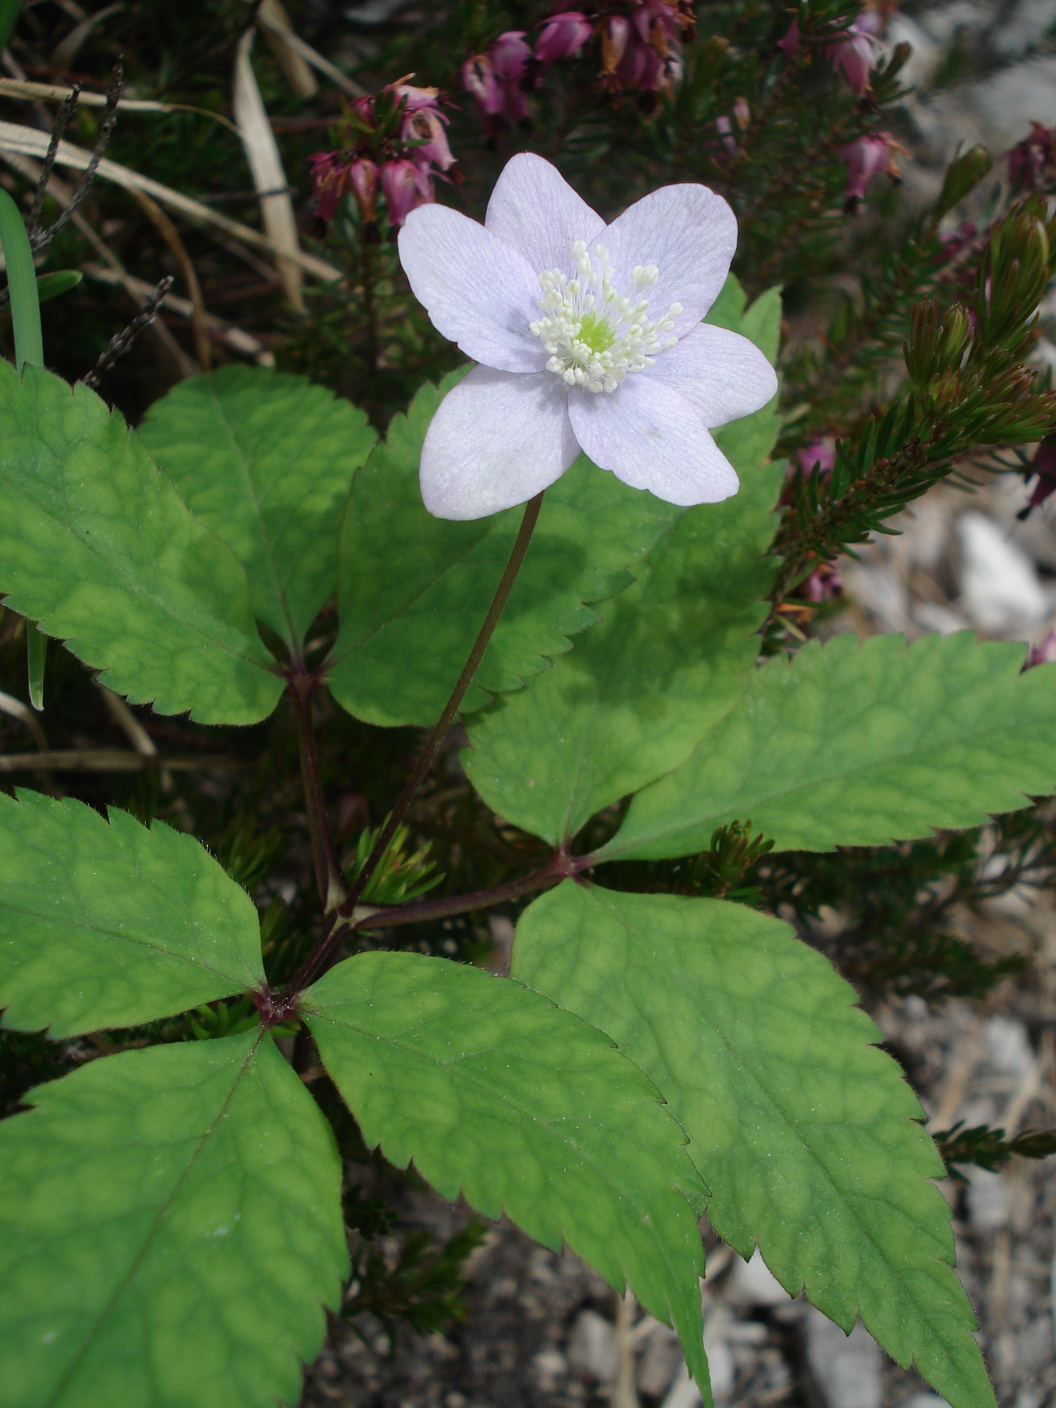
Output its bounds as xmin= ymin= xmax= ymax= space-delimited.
xmin=935 ymin=145 xmax=992 ymax=218
xmin=935 ymin=305 xmax=973 ymax=368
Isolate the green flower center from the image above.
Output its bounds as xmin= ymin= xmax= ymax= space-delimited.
xmin=529 ymin=240 xmax=683 ymax=394
xmin=575 ymin=312 xmax=616 ymax=354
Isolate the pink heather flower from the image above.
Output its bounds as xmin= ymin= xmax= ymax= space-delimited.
xmin=1007 ymin=122 xmax=1056 ymax=194
xmin=798 ymin=441 xmax=836 ymax=478
xmin=462 ymin=55 xmax=504 ymax=118
xmin=839 ymin=131 xmax=904 ymax=209
xmin=311 ymin=78 xmax=456 ymax=232
xmin=397 ymin=154 xmax=778 ymax=519
xmin=803 ymin=560 xmax=842 ymax=603
xmin=1018 ymin=436 xmax=1056 ymax=519
xmin=828 ymin=12 xmax=883 ymax=95
xmin=309 ymin=151 xmax=351 ymax=226
xmin=600 ymin=15 xmax=631 ymax=83
xmin=777 ymin=17 xmax=800 ymax=59
xmin=603 ymin=2 xmax=688 ymax=97
xmin=380 ymin=159 xmax=431 ymax=229
xmin=535 ymin=11 xmax=593 ymax=77
xmin=403 ymin=106 xmax=456 ymax=174
xmin=463 ymin=34 xmax=532 ymax=132
xmin=348 ymin=158 xmax=379 ymax=224
xmin=390 ymin=81 xmax=441 ymax=114
xmin=1025 ymin=630 xmax=1056 ymax=668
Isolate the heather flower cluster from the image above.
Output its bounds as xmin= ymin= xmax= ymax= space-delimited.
xmin=309 ymin=79 xmax=455 ymax=233
xmin=462 ymin=1 xmax=696 ymax=135
xmin=397 ymin=153 xmax=777 ymax=519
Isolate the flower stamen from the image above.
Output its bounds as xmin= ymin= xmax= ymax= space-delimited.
xmin=529 ymin=240 xmax=681 ymax=393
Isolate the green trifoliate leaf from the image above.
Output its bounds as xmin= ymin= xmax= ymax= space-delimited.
xmin=0 ymin=1030 xmax=348 ymax=1408
xmin=328 ymin=373 xmax=678 ymax=727
xmin=463 ymin=348 xmax=783 ymax=844
xmin=304 ymin=951 xmax=711 ymax=1398
xmin=138 ymin=366 xmax=376 ymax=649
xmin=0 ymin=363 xmax=282 ymax=723
xmin=603 ymin=632 xmax=1056 ymax=863
xmin=0 ymin=792 xmax=265 ymax=1037
xmin=514 ymin=884 xmax=996 ymax=1408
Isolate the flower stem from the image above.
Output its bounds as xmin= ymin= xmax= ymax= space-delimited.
xmin=288 ymin=665 xmax=346 ymax=914
xmin=277 ymin=491 xmax=545 ymax=1006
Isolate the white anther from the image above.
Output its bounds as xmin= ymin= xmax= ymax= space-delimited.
xmin=531 ymin=242 xmax=682 ymax=394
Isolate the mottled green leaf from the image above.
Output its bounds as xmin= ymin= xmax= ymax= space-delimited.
xmin=604 ymin=632 xmax=1056 ymax=862
xmin=0 ymin=1030 xmax=348 ymax=1408
xmin=0 ymin=363 xmax=281 ymax=723
xmin=0 ymin=791 xmax=264 ymax=1038
xmin=327 ymin=374 xmax=678 ymax=727
xmin=304 ymin=951 xmax=711 ymax=1397
xmin=514 ymin=884 xmax=996 ymax=1408
xmin=462 ymin=279 xmax=783 ymax=843
xmin=138 ymin=366 xmax=375 ymax=649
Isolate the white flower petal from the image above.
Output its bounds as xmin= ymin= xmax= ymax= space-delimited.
xmin=643 ymin=323 xmax=779 ymax=428
xmin=567 ymin=377 xmax=739 ymax=506
xmin=421 ymin=367 xmax=579 ymax=520
xmin=485 ymin=153 xmax=605 ymax=273
xmin=594 ymin=185 xmax=737 ymax=335
xmin=398 ymin=205 xmax=547 ymax=372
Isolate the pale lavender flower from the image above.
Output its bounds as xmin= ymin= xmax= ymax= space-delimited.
xmin=397 ymin=154 xmax=778 ymax=519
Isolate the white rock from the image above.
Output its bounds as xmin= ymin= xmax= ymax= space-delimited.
xmin=983 ymin=1014 xmax=1035 ymax=1079
xmin=637 ymin=1323 xmax=683 ymax=1398
xmin=969 ymin=55 xmax=1056 ymax=148
xmin=965 ymin=1167 xmax=1009 ymax=1232
xmin=987 ymin=0 xmax=1056 ymax=55
xmin=567 ymin=1309 xmax=616 ymax=1382
xmin=903 ymin=1395 xmax=951 ymax=1408
xmin=917 ymin=0 xmax=995 ymax=47
xmin=531 ymin=1348 xmax=566 ymax=1389
xmin=804 ymin=1310 xmax=882 ymax=1408
xmin=957 ymin=510 xmax=1050 ymax=635
xmin=702 ymin=1304 xmax=736 ymax=1403
xmin=660 ymin=1362 xmax=703 ymax=1408
xmin=723 ymin=1250 xmax=791 ymax=1309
